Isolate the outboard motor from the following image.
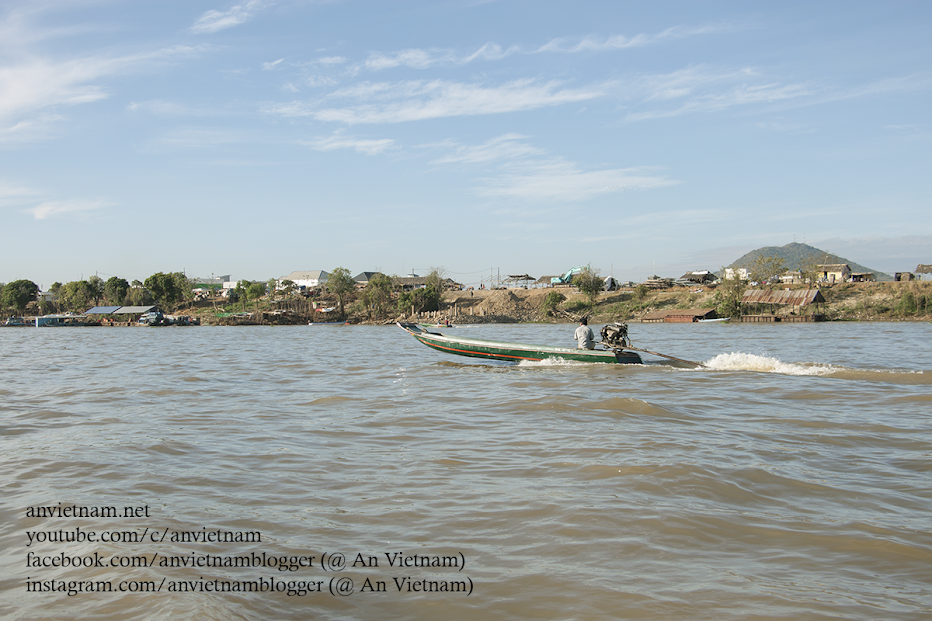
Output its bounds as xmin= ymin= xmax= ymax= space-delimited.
xmin=600 ymin=322 xmax=630 ymax=349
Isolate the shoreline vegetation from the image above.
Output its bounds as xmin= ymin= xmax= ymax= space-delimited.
xmin=211 ymin=280 xmax=931 ymax=325
xmin=3 ymin=272 xmax=930 ymax=327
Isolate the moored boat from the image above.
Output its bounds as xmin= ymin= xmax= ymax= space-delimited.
xmin=397 ymin=322 xmax=642 ymax=364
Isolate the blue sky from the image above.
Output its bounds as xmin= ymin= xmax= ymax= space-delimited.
xmin=1 ymin=0 xmax=930 ymax=289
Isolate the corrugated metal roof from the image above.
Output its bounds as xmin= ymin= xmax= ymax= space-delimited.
xmin=113 ymin=305 xmax=157 ymax=314
xmin=741 ymin=289 xmax=825 ymax=306
xmin=84 ymin=306 xmax=122 ymax=315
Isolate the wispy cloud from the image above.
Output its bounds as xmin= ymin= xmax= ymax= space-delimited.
xmin=622 ymin=67 xmax=932 ymax=122
xmin=429 ymin=135 xmax=677 ymax=202
xmin=361 ymin=25 xmax=727 ymax=72
xmin=0 ymin=45 xmax=203 ymax=140
xmin=479 ymin=159 xmax=677 ymax=202
xmin=190 ymin=0 xmax=272 ymax=34
xmin=262 ymin=58 xmax=285 ymax=71
xmin=1 ymin=180 xmax=111 ymax=219
xmin=299 ymin=132 xmax=395 ymax=155
xmin=287 ymin=23 xmax=724 ymax=90
xmin=536 ymin=24 xmax=732 ymax=54
xmin=364 ymin=42 xmax=516 ymax=71
xmin=24 ymin=198 xmax=111 ymax=220
xmin=266 ymin=79 xmax=601 ymax=124
xmin=431 ymin=133 xmax=545 ymax=164
xmin=620 ymin=66 xmax=810 ymax=121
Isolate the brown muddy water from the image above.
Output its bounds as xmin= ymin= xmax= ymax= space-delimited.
xmin=1 ymin=322 xmax=931 ymax=620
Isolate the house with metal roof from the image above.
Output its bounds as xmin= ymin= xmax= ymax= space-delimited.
xmin=679 ymin=271 xmax=717 ymax=285
xmin=353 ymin=272 xmax=381 ymax=285
xmin=280 ymin=270 xmax=329 ymax=290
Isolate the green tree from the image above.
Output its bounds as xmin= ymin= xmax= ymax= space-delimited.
xmin=247 ymin=282 xmax=266 ymax=314
xmin=634 ymin=283 xmax=649 ymax=302
xmin=573 ymin=266 xmax=604 ymax=308
xmin=280 ymin=279 xmax=296 ymax=296
xmin=104 ymin=277 xmax=130 ymax=306
xmin=87 ymin=275 xmax=105 ymax=306
xmin=2 ymin=279 xmax=38 ymax=313
xmin=361 ymin=272 xmax=395 ymax=318
xmin=144 ymin=272 xmax=183 ymax=310
xmin=396 ymin=269 xmax=443 ymax=316
xmin=233 ymin=281 xmax=249 ymax=312
xmin=714 ymin=268 xmax=746 ymax=318
xmin=326 ymin=267 xmax=356 ymax=317
xmin=49 ymin=282 xmax=62 ymax=312
xmin=425 ymin=266 xmax=447 ymax=293
xmin=171 ymin=272 xmax=194 ymax=308
xmin=60 ymin=280 xmax=93 ymax=313
xmin=541 ymin=290 xmax=566 ymax=316
xmin=125 ymin=280 xmax=153 ymax=306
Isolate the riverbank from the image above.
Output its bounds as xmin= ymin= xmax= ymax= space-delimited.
xmin=424 ymin=281 xmax=932 ymax=324
xmin=161 ymin=280 xmax=931 ymax=325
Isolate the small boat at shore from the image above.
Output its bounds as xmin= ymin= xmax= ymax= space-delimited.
xmin=397 ymin=322 xmax=642 ymax=364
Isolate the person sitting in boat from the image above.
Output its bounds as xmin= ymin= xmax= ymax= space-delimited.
xmin=574 ymin=317 xmax=595 ymax=350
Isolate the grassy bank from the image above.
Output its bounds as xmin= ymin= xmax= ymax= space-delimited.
xmin=439 ymin=281 xmax=932 ymax=324
xmin=170 ymin=281 xmax=932 ymax=325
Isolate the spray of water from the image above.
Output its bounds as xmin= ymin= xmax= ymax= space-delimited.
xmin=703 ymin=352 xmax=835 ymax=376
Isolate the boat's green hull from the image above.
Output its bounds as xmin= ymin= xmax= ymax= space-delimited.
xmin=398 ymin=323 xmax=642 ymax=364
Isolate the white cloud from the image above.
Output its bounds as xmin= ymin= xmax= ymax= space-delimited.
xmin=363 ymin=42 xmax=515 ymax=71
xmin=358 ymin=25 xmax=724 ymax=74
xmin=24 ymin=198 xmax=111 ymax=220
xmin=267 ymin=79 xmax=602 ymax=124
xmin=620 ymin=66 xmax=810 ymax=121
xmin=1 ymin=182 xmax=109 ymax=220
xmin=262 ymin=58 xmax=285 ymax=71
xmin=431 ymin=133 xmax=545 ymax=164
xmin=536 ymin=24 xmax=732 ymax=54
xmin=299 ymin=133 xmax=395 ymax=155
xmin=190 ymin=0 xmax=272 ymax=34
xmin=479 ymin=159 xmax=677 ymax=202
xmin=0 ymin=45 xmax=202 ymax=139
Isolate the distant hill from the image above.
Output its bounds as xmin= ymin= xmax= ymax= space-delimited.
xmin=728 ymin=242 xmax=892 ymax=281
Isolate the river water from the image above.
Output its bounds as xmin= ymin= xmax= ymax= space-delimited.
xmin=1 ymin=322 xmax=930 ymax=620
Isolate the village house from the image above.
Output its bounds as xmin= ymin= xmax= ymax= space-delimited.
xmin=780 ymin=270 xmax=803 ymax=285
xmin=680 ymin=270 xmax=717 ymax=285
xmin=280 ymin=270 xmax=329 ymax=291
xmin=353 ymin=272 xmax=381 ymax=287
xmin=817 ymin=264 xmax=851 ymax=283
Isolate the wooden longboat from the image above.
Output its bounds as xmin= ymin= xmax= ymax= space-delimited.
xmin=397 ymin=322 xmax=642 ymax=364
